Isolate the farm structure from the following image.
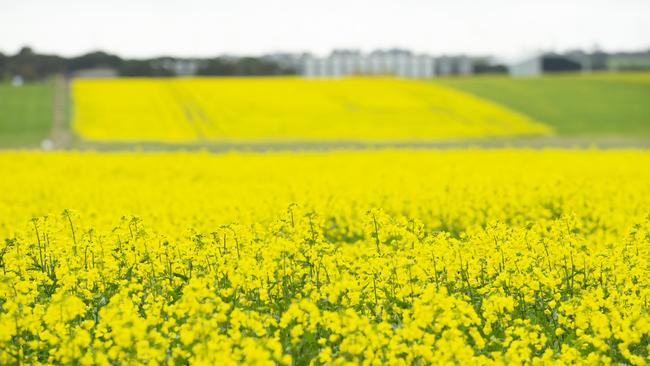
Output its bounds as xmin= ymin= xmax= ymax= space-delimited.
xmin=510 ymin=54 xmax=583 ymax=76
xmin=301 ymin=49 xmax=436 ymax=79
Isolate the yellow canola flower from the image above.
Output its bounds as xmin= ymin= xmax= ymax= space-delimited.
xmin=71 ymin=77 xmax=550 ymax=142
xmin=0 ymin=149 xmax=647 ymax=365
xmin=43 ymin=290 xmax=86 ymax=326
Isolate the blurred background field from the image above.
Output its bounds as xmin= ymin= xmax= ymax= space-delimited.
xmin=71 ymin=77 xmax=549 ymax=143
xmin=1 ymin=0 xmax=648 ymax=151
xmin=0 ymin=80 xmax=53 ymax=147
xmin=1 ymin=72 xmax=649 ymax=150
xmin=437 ymin=73 xmax=650 ymax=136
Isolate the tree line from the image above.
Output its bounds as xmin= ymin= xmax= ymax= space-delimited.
xmin=0 ymin=47 xmax=297 ymax=81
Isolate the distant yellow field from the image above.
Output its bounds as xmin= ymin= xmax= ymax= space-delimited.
xmin=71 ymin=77 xmax=551 ymax=142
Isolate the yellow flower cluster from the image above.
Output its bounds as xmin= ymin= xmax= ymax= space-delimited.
xmin=71 ymin=77 xmax=550 ymax=142
xmin=0 ymin=149 xmax=648 ymax=365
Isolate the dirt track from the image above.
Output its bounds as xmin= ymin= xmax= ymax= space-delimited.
xmin=50 ymin=75 xmax=72 ymax=149
xmin=69 ymin=136 xmax=650 ymax=153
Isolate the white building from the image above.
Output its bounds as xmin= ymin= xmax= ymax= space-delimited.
xmin=301 ymin=49 xmax=436 ymax=79
xmin=71 ymin=67 xmax=118 ymax=79
xmin=436 ymin=56 xmax=473 ymax=76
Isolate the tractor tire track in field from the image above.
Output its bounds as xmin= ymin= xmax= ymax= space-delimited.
xmin=164 ymin=83 xmax=219 ymax=141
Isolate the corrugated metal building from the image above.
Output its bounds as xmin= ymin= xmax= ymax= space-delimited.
xmin=510 ymin=54 xmax=582 ymax=76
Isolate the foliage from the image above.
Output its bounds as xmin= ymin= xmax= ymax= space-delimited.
xmin=0 ymin=52 xmax=7 ymax=80
xmin=118 ymin=60 xmax=176 ymax=77
xmin=196 ymin=57 xmax=296 ymax=76
xmin=66 ymin=52 xmax=123 ymax=73
xmin=4 ymin=47 xmax=67 ymax=81
xmin=0 ymin=48 xmax=295 ymax=79
xmin=0 ymin=149 xmax=649 ymax=365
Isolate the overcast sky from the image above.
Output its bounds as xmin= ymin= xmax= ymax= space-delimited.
xmin=1 ymin=0 xmax=648 ymax=61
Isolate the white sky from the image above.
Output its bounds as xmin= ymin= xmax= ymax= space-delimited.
xmin=1 ymin=0 xmax=648 ymax=61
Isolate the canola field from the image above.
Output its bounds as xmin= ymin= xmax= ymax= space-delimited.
xmin=71 ymin=78 xmax=550 ymax=142
xmin=0 ymin=149 xmax=649 ymax=365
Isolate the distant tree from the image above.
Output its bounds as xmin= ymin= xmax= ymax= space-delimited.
xmin=235 ymin=57 xmax=278 ymax=75
xmin=67 ymin=51 xmax=123 ymax=72
xmin=119 ymin=60 xmax=174 ymax=77
xmin=7 ymin=46 xmax=66 ymax=80
xmin=472 ymin=58 xmax=508 ymax=74
xmin=17 ymin=46 xmax=34 ymax=57
xmin=0 ymin=52 xmax=6 ymax=80
xmin=473 ymin=63 xmax=508 ymax=74
xmin=197 ymin=57 xmax=296 ymax=76
xmin=196 ymin=58 xmax=237 ymax=76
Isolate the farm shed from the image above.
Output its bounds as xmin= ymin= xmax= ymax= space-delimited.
xmin=509 ymin=54 xmax=582 ymax=77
